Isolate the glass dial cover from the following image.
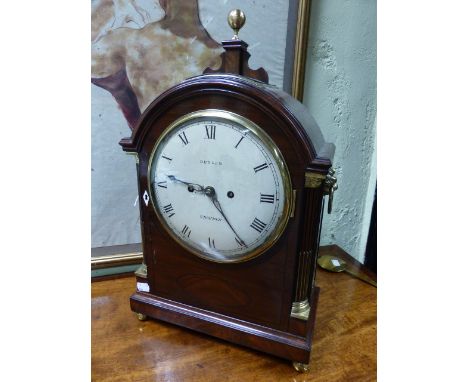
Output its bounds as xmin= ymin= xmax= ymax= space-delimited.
xmin=148 ymin=110 xmax=292 ymax=263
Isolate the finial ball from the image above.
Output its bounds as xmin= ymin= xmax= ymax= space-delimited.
xmin=228 ymin=9 xmax=246 ymax=39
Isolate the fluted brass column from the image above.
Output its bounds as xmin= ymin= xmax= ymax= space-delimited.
xmin=291 ymin=172 xmax=325 ymax=320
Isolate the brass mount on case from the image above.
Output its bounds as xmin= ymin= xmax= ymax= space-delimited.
xmin=304 ymin=168 xmax=338 ymax=213
xmin=324 ymin=168 xmax=338 ymax=213
xmin=290 ymin=299 xmax=311 ymax=321
xmin=304 ymin=172 xmax=326 ymax=188
xmin=135 ymin=263 xmax=147 ymax=278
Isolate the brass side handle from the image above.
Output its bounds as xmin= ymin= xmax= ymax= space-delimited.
xmin=324 ymin=168 xmax=338 ymax=214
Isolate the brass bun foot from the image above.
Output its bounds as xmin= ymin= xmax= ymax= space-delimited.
xmin=136 ymin=313 xmax=147 ymax=321
xmin=292 ymin=362 xmax=310 ymax=373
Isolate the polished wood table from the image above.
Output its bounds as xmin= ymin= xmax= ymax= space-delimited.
xmin=92 ymin=249 xmax=376 ymax=381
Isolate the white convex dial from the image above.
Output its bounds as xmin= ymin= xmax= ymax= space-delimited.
xmin=148 ymin=110 xmax=292 ymax=263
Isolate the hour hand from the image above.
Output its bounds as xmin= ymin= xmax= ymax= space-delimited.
xmin=167 ymin=175 xmax=205 ymax=193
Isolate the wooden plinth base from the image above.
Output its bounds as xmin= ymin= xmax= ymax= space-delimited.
xmin=130 ymin=287 xmax=319 ymax=364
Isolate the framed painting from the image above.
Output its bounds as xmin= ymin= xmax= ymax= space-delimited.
xmin=91 ymin=0 xmax=311 ymax=276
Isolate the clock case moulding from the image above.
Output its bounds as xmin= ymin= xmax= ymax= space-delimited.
xmin=120 ymin=37 xmax=335 ymax=366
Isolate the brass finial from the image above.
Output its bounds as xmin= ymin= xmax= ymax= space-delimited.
xmin=228 ymin=9 xmax=246 ymax=40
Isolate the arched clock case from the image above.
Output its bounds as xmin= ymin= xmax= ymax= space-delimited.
xmin=120 ymin=36 xmax=335 ymax=369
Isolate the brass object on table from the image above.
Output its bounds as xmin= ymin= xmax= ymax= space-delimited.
xmin=136 ymin=313 xmax=147 ymax=321
xmin=317 ymin=255 xmax=377 ymax=287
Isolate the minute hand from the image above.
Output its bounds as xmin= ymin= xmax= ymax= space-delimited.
xmin=204 ymin=186 xmax=247 ymax=247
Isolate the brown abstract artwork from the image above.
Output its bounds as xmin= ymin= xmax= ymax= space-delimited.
xmin=91 ymin=0 xmax=222 ymax=129
xmin=92 ymin=0 xmax=293 ymax=250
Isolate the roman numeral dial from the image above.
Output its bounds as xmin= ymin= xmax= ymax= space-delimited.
xmin=162 ymin=203 xmax=175 ymax=218
xmin=254 ymin=163 xmax=269 ymax=173
xmin=250 ymin=217 xmax=267 ymax=233
xmin=209 ymin=237 xmax=215 ymax=248
xmin=181 ymin=225 xmax=191 ymax=237
xmin=178 ymin=131 xmax=189 ymax=145
xmin=260 ymin=193 xmax=275 ymax=203
xmin=205 ymin=125 xmax=216 ymax=139
xmin=234 ymin=136 xmax=244 ymax=148
xmin=149 ymin=111 xmax=290 ymax=263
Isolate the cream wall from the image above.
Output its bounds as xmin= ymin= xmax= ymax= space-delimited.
xmin=303 ymin=0 xmax=377 ymax=261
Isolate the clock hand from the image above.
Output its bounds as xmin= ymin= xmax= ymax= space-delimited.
xmin=167 ymin=175 xmax=205 ymax=193
xmin=204 ymin=186 xmax=247 ymax=247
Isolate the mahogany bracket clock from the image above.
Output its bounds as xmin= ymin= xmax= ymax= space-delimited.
xmin=120 ymin=10 xmax=337 ymax=372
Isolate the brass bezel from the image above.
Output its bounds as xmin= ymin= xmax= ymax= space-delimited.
xmin=147 ymin=109 xmax=292 ymax=264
